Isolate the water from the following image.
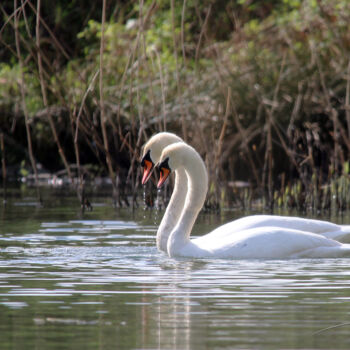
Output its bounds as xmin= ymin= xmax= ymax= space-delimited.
xmin=1 ymin=189 xmax=350 ymax=349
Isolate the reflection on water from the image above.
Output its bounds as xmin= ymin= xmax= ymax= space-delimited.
xmin=0 ymin=190 xmax=350 ymax=349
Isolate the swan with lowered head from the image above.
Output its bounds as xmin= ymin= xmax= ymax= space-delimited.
xmin=141 ymin=132 xmax=186 ymax=252
xmin=141 ymin=133 xmax=350 ymax=250
xmin=156 ymin=142 xmax=350 ymax=258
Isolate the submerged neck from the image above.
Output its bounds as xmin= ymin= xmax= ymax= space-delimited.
xmin=156 ymin=168 xmax=188 ymax=252
xmin=167 ymin=152 xmax=208 ymax=256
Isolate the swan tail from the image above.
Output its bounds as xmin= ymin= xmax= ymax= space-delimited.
xmin=323 ymin=226 xmax=350 ymax=243
xmin=338 ymin=226 xmax=350 ymax=243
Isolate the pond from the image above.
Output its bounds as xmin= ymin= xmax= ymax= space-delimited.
xmin=1 ymin=187 xmax=350 ymax=349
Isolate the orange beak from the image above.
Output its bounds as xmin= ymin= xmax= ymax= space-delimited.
xmin=142 ymin=159 xmax=153 ymax=185
xmin=157 ymin=167 xmax=170 ymax=188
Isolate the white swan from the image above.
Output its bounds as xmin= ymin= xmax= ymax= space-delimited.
xmin=156 ymin=142 xmax=350 ymax=258
xmin=141 ymin=133 xmax=350 ymax=250
xmin=141 ymin=132 xmax=187 ymax=252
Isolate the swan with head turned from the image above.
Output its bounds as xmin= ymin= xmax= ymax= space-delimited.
xmin=141 ymin=132 xmax=186 ymax=252
xmin=156 ymin=142 xmax=350 ymax=258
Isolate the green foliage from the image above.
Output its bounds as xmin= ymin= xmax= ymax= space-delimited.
xmin=1 ymin=0 xmax=350 ymax=208
xmin=0 ymin=63 xmax=21 ymax=107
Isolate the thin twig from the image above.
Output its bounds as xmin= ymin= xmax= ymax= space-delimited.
xmin=14 ymin=0 xmax=41 ymax=204
xmin=0 ymin=0 xmax=29 ymax=37
xmin=171 ymin=0 xmax=187 ymax=141
xmin=27 ymin=0 xmax=70 ymax=60
xmin=345 ymin=60 xmax=350 ymax=141
xmin=232 ymin=103 xmax=261 ymax=187
xmin=195 ymin=4 xmax=212 ymax=67
xmin=99 ymin=0 xmax=118 ymax=205
xmin=0 ymin=132 xmax=7 ymax=204
xmin=153 ymin=48 xmax=167 ymax=131
xmin=180 ymin=0 xmax=187 ymax=66
xmin=313 ymin=322 xmax=350 ymax=335
xmin=35 ymin=0 xmax=72 ymax=183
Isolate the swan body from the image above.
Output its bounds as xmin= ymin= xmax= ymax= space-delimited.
xmin=176 ymin=227 xmax=349 ymax=259
xmin=204 ymin=215 xmax=350 ymax=243
xmin=157 ymin=142 xmax=350 ymax=259
xmin=141 ymin=132 xmax=186 ymax=252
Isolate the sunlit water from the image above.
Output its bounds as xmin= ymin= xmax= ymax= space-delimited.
xmin=1 ymin=189 xmax=350 ymax=349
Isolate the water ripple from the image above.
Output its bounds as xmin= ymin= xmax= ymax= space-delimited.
xmin=1 ymin=213 xmax=350 ymax=349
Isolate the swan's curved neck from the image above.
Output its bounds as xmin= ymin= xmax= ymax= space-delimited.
xmin=156 ymin=168 xmax=187 ymax=252
xmin=167 ymin=153 xmax=208 ymax=256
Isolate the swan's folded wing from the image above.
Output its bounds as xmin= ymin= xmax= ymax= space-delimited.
xmin=200 ymin=215 xmax=350 ymax=242
xmin=192 ymin=227 xmax=346 ymax=259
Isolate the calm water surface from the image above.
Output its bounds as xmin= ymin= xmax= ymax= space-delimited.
xmin=1 ymin=188 xmax=350 ymax=349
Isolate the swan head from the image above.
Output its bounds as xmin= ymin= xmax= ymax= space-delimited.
xmin=141 ymin=132 xmax=183 ymax=185
xmin=157 ymin=142 xmax=201 ymax=188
